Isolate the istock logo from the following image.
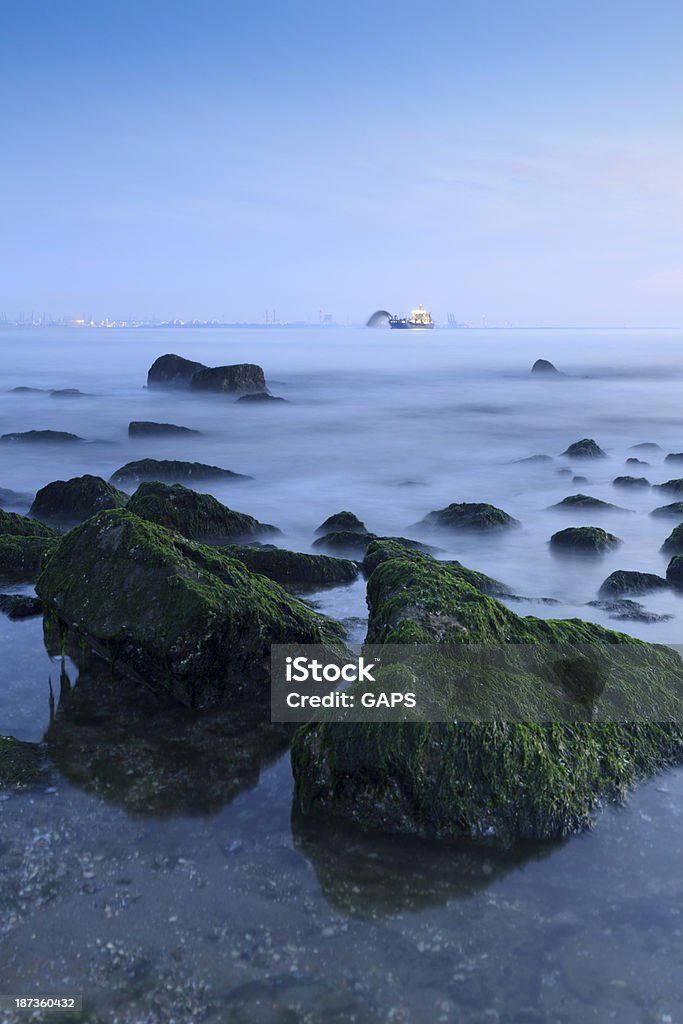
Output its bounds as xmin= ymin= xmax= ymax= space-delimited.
xmin=285 ymin=655 xmax=378 ymax=684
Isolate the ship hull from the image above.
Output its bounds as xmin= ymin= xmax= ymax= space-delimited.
xmin=388 ymin=320 xmax=435 ymax=329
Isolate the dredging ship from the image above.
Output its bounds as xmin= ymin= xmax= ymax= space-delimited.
xmin=388 ymin=304 xmax=435 ymax=329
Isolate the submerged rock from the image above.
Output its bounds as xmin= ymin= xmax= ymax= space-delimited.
xmin=419 ymin=502 xmax=518 ymax=531
xmin=110 ymin=458 xmax=251 ymax=488
xmin=146 ymin=353 xmax=206 ymax=387
xmin=189 ymin=364 xmax=266 ymax=395
xmin=626 ymin=457 xmax=649 ymax=466
xmin=29 ymin=474 xmax=128 ymax=526
xmin=237 ymin=392 xmax=287 ymax=403
xmin=661 ymin=523 xmax=683 ymax=554
xmin=126 ymin=481 xmax=279 ymax=544
xmin=598 ymin=570 xmax=670 ymax=597
xmin=515 ymin=454 xmax=553 ymax=464
xmin=572 ymin=475 xmax=588 ymax=484
xmin=36 ymin=509 xmax=343 ymax=707
xmin=561 ymin=439 xmax=607 ymax=459
xmin=224 ymin=545 xmax=359 ymax=589
xmin=128 ymin=421 xmax=201 ymax=437
xmin=613 ymin=476 xmax=650 ymax=488
xmin=630 ymin=442 xmax=661 ymax=452
xmin=651 ymin=501 xmax=683 ymax=518
xmin=0 ymin=430 xmax=83 ymax=444
xmin=550 ymin=526 xmax=621 ymax=553
xmin=315 ymin=511 xmax=368 ymax=536
xmin=549 ymin=494 xmax=621 ymax=512
xmin=655 ymin=479 xmax=683 ymax=494
xmin=531 ymin=358 xmax=561 ymax=374
xmin=291 ymin=546 xmax=683 ymax=842
xmin=0 ymin=735 xmax=45 ymax=790
xmin=0 ymin=593 xmax=43 ymax=619
xmin=665 ymin=452 xmax=683 ymax=463
xmin=587 ymin=599 xmax=672 ymax=624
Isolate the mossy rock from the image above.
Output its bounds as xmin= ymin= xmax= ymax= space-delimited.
xmin=0 ymin=535 xmax=58 ymax=579
xmin=126 ymin=481 xmax=279 ymax=544
xmin=313 ymin=530 xmax=378 ymax=556
xmin=419 ymin=502 xmax=518 ymax=531
xmin=550 ymin=527 xmax=621 ymax=553
xmin=655 ymin=479 xmax=683 ymax=495
xmin=598 ymin=571 xmax=670 ymax=597
xmin=651 ymin=502 xmax=683 ymax=519
xmin=36 ymin=509 xmax=344 ymax=708
xmin=662 ymin=523 xmax=683 ymax=554
xmin=315 ymin=511 xmax=368 ymax=536
xmin=29 ymin=474 xmax=128 ymax=526
xmin=613 ymin=476 xmax=650 ymax=488
xmin=0 ymin=430 xmax=84 ymax=443
xmin=110 ymin=458 xmax=251 ymax=489
xmin=0 ymin=735 xmax=45 ymax=789
xmin=561 ymin=439 xmax=607 ymax=458
xmin=549 ymin=494 xmax=620 ymax=512
xmin=361 ymin=539 xmax=513 ymax=598
xmin=666 ymin=556 xmax=683 ymax=587
xmin=0 ymin=594 xmax=43 ymax=619
xmin=0 ymin=509 xmax=56 ymax=538
xmin=291 ymin=548 xmax=683 ymax=842
xmin=223 ymin=545 xmax=359 ymax=589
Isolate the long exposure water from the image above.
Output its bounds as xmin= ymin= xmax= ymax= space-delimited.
xmin=1 ymin=326 xmax=683 ymax=1022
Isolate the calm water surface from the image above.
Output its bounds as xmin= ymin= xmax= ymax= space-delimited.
xmin=1 ymin=327 xmax=683 ymax=1023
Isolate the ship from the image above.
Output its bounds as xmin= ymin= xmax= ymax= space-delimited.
xmin=388 ymin=304 xmax=435 ymax=329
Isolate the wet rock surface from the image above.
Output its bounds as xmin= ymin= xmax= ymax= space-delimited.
xmin=419 ymin=501 xmax=519 ymax=531
xmin=531 ymin=358 xmax=561 ymax=374
xmin=651 ymin=501 xmax=683 ymax=518
xmin=587 ymin=599 xmax=672 ymax=624
xmin=146 ymin=353 xmax=206 ymax=387
xmin=110 ymin=459 xmax=251 ymax=488
xmin=612 ymin=475 xmax=650 ymax=488
xmin=315 ymin=511 xmax=368 ymax=536
xmin=128 ymin=421 xmax=202 ymax=437
xmin=550 ymin=527 xmax=622 ymax=553
xmin=598 ymin=570 xmax=670 ymax=597
xmin=561 ymin=438 xmax=607 ymax=458
xmin=126 ymin=481 xmax=279 ymax=544
xmin=661 ymin=523 xmax=683 ymax=554
xmin=0 ymin=594 xmax=43 ymax=619
xmin=549 ymin=494 xmax=622 ymax=512
xmin=189 ymin=364 xmax=266 ymax=395
xmin=0 ymin=430 xmax=84 ymax=444
xmin=223 ymin=545 xmax=359 ymax=589
xmin=29 ymin=474 xmax=128 ymax=527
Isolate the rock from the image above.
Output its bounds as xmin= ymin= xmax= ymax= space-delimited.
xmin=315 ymin=511 xmax=368 ymax=536
xmin=223 ymin=545 xmax=359 ymax=589
xmin=237 ymin=392 xmax=287 ymax=403
xmin=587 ymin=599 xmax=672 ymax=623
xmin=0 ymin=487 xmax=32 ymax=509
xmin=146 ymin=353 xmax=206 ymax=388
xmin=661 ymin=523 xmax=683 ymax=553
xmin=313 ymin=531 xmax=378 ymax=556
xmin=361 ymin=539 xmax=513 ymax=598
xmin=36 ymin=508 xmax=343 ymax=707
xmin=549 ymin=494 xmax=621 ymax=512
xmin=128 ymin=421 xmax=201 ymax=437
xmin=0 ymin=594 xmax=43 ymax=619
xmin=110 ymin=459 xmax=251 ymax=488
xmin=50 ymin=388 xmax=88 ymax=398
xmin=655 ymin=479 xmax=683 ymax=494
xmin=550 ymin=527 xmax=621 ymax=553
xmin=291 ymin=546 xmax=683 ymax=841
xmin=419 ymin=502 xmax=518 ymax=531
xmin=665 ymin=453 xmax=683 ymax=463
xmin=651 ymin=502 xmax=683 ymax=518
xmin=626 ymin=457 xmax=649 ymax=466
xmin=0 ymin=735 xmax=45 ymax=789
xmin=666 ymin=556 xmax=683 ymax=587
xmin=557 ymin=467 xmax=572 ymax=476
xmin=598 ymin=571 xmax=670 ymax=597
xmin=0 ymin=536 xmax=58 ymax=579
xmin=531 ymin=358 xmax=561 ymax=374
xmin=515 ymin=454 xmax=553 ymax=463
xmin=126 ymin=481 xmax=279 ymax=543
xmin=29 ymin=474 xmax=128 ymax=527
xmin=561 ymin=439 xmax=607 ymax=458
xmin=0 ymin=509 xmax=56 ymax=538
xmin=0 ymin=430 xmax=83 ymax=444
xmin=572 ymin=475 xmax=588 ymax=484
xmin=630 ymin=442 xmax=661 ymax=451
xmin=613 ymin=476 xmax=650 ymax=488
xmin=189 ymin=364 xmax=266 ymax=395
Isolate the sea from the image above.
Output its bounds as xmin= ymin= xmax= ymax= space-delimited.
xmin=1 ymin=325 xmax=682 ymax=1023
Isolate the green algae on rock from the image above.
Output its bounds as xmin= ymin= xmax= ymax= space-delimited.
xmin=291 ymin=545 xmax=683 ymax=842
xmin=598 ymin=571 xmax=670 ymax=597
xmin=315 ymin=512 xmax=368 ymax=536
xmin=29 ymin=474 xmax=128 ymax=526
xmin=550 ymin=527 xmax=621 ymax=553
xmin=0 ymin=735 xmax=45 ymax=789
xmin=128 ymin=421 xmax=202 ymax=437
xmin=36 ymin=509 xmax=344 ymax=707
xmin=651 ymin=502 xmax=683 ymax=518
xmin=0 ymin=535 xmax=58 ymax=580
xmin=126 ymin=481 xmax=279 ymax=544
xmin=613 ymin=476 xmax=650 ymax=488
xmin=419 ymin=502 xmax=518 ymax=531
xmin=661 ymin=523 xmax=683 ymax=554
xmin=549 ymin=494 xmax=622 ymax=512
xmin=223 ymin=545 xmax=359 ymax=589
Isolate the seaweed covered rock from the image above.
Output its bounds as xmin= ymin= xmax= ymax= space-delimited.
xmin=549 ymin=494 xmax=620 ymax=512
xmin=29 ymin=474 xmax=128 ymax=526
xmin=655 ymin=479 xmax=683 ymax=495
xmin=361 ymin=539 xmax=513 ymax=598
xmin=0 ymin=736 xmax=45 ymax=790
xmin=189 ymin=364 xmax=266 ymax=395
xmin=0 ymin=509 xmax=55 ymax=538
xmin=313 ymin=530 xmax=378 ymax=556
xmin=561 ymin=439 xmax=607 ymax=459
xmin=419 ymin=502 xmax=518 ymax=531
xmin=126 ymin=481 xmax=279 ymax=544
xmin=531 ymin=358 xmax=561 ymax=374
xmin=315 ymin=511 xmax=368 ymax=536
xmin=291 ymin=547 xmax=683 ymax=842
xmin=128 ymin=421 xmax=201 ymax=437
xmin=550 ymin=527 xmax=621 ymax=553
xmin=0 ymin=594 xmax=43 ymax=619
xmin=36 ymin=509 xmax=343 ymax=707
xmin=651 ymin=502 xmax=683 ymax=519
xmin=613 ymin=476 xmax=650 ymax=488
xmin=0 ymin=535 xmax=59 ymax=579
xmin=598 ymin=571 xmax=670 ymax=597
xmin=661 ymin=523 xmax=683 ymax=554
xmin=147 ymin=353 xmax=206 ymax=388
xmin=587 ymin=599 xmax=671 ymax=624
xmin=110 ymin=459 xmax=250 ymax=488
xmin=224 ymin=545 xmax=359 ymax=589
xmin=0 ymin=430 xmax=84 ymax=444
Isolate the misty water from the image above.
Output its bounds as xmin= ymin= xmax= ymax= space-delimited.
xmin=2 ymin=326 xmax=683 ymax=1023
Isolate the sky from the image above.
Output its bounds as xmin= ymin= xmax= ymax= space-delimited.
xmin=2 ymin=0 xmax=683 ymax=326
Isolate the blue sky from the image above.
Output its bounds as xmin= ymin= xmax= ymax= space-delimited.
xmin=2 ymin=0 xmax=683 ymax=325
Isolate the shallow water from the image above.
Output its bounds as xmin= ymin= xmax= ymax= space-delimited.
xmin=2 ymin=326 xmax=683 ymax=1022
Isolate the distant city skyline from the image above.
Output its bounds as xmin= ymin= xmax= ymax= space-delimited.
xmin=2 ymin=1 xmax=683 ymax=328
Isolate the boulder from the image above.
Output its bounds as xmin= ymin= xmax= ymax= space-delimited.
xmin=223 ymin=545 xmax=359 ymax=589
xmin=626 ymin=457 xmax=649 ymax=466
xmin=29 ymin=474 xmax=128 ymax=526
xmin=128 ymin=421 xmax=201 ymax=437
xmin=630 ymin=442 xmax=661 ymax=452
xmin=531 ymin=358 xmax=561 ymax=374
xmin=110 ymin=459 xmax=251 ymax=488
xmin=0 ymin=430 xmax=83 ymax=444
xmin=561 ymin=439 xmax=607 ymax=458
xmin=550 ymin=527 xmax=621 ymax=553
xmin=315 ymin=511 xmax=368 ymax=536
xmin=549 ymin=494 xmax=620 ymax=512
xmin=572 ymin=475 xmax=588 ymax=484
xmin=0 ymin=509 xmax=56 ymax=538
xmin=515 ymin=454 xmax=553 ymax=463
xmin=361 ymin=540 xmax=513 ymax=598
xmin=0 ymin=536 xmax=58 ymax=579
xmin=291 ymin=546 xmax=683 ymax=841
xmin=651 ymin=502 xmax=683 ymax=518
xmin=655 ymin=479 xmax=683 ymax=494
xmin=313 ymin=530 xmax=378 ymax=556
xmin=587 ymin=599 xmax=672 ymax=624
xmin=36 ymin=509 xmax=343 ymax=707
xmin=598 ymin=571 xmax=670 ymax=597
xmin=189 ymin=364 xmax=266 ymax=395
xmin=613 ymin=476 xmax=650 ymax=488
xmin=126 ymin=481 xmax=279 ymax=543
xmin=419 ymin=502 xmax=518 ymax=531
xmin=665 ymin=453 xmax=683 ymax=463
xmin=666 ymin=556 xmax=683 ymax=587
xmin=146 ymin=353 xmax=206 ymax=388
xmin=0 ymin=594 xmax=43 ymax=619
xmin=0 ymin=736 xmax=45 ymax=790
xmin=661 ymin=523 xmax=683 ymax=554
xmin=237 ymin=393 xmax=287 ymax=403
